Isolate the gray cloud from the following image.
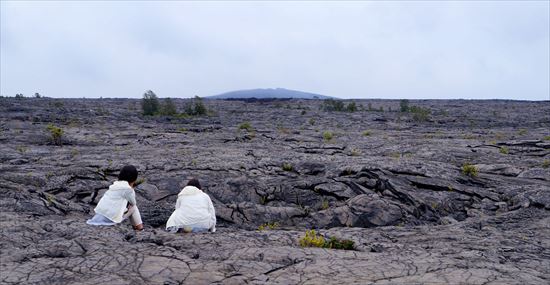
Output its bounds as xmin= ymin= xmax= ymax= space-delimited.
xmin=1 ymin=1 xmax=548 ymax=100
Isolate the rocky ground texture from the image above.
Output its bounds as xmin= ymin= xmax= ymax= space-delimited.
xmin=1 ymin=97 xmax=549 ymax=284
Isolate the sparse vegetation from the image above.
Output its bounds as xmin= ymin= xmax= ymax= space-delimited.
xmin=542 ymin=135 xmax=550 ymax=141
xmin=46 ymin=124 xmax=63 ymax=145
xmin=321 ymin=99 xmax=357 ymax=112
xmin=135 ymin=178 xmax=145 ymax=186
xmin=400 ymin=99 xmax=409 ymax=112
xmin=184 ymin=96 xmax=207 ymax=116
xmin=542 ymin=160 xmax=549 ymax=169
xmin=16 ymin=146 xmax=27 ymax=153
xmin=141 ymin=90 xmax=160 ymax=116
xmin=462 ymin=163 xmax=479 ymax=177
xmin=160 ymin=97 xmax=178 ymax=116
xmin=499 ymin=146 xmax=509 ymax=154
xmin=322 ymin=131 xmax=333 ymax=141
xmin=298 ymin=229 xmax=354 ymax=250
xmin=321 ymin=199 xmax=329 ymax=210
xmin=282 ymin=162 xmax=293 ymax=171
xmin=517 ymin=129 xmax=528 ymax=136
xmin=409 ymin=106 xmax=431 ymax=122
xmin=238 ymin=122 xmax=253 ymax=132
xmin=258 ymin=222 xmax=279 ymax=231
xmin=308 ymin=118 xmax=316 ymax=125
xmin=362 ymin=130 xmax=371 ymax=136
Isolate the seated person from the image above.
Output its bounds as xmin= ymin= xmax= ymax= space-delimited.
xmin=166 ymin=178 xmax=216 ymax=233
xmin=87 ymin=165 xmax=144 ymax=231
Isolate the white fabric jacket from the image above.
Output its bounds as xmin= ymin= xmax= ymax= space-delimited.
xmin=94 ymin=181 xmax=136 ymax=223
xmin=166 ymin=186 xmax=216 ymax=232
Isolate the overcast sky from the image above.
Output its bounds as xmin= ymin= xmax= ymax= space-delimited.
xmin=1 ymin=1 xmax=549 ymax=100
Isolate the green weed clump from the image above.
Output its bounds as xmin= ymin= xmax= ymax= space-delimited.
xmin=258 ymin=222 xmax=279 ymax=231
xmin=298 ymin=230 xmax=354 ymax=250
xmin=46 ymin=124 xmax=63 ymax=145
xmin=462 ymin=163 xmax=479 ymax=177
xmin=322 ymin=131 xmax=333 ymax=141
xmin=499 ymin=146 xmax=509 ymax=154
xmin=238 ymin=122 xmax=253 ymax=132
xmin=282 ymin=163 xmax=293 ymax=171
xmin=362 ymin=130 xmax=371 ymax=136
xmin=542 ymin=160 xmax=549 ymax=169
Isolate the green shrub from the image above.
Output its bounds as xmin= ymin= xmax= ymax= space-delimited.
xmin=282 ymin=163 xmax=293 ymax=171
xmin=160 ymin=97 xmax=177 ymax=116
xmin=542 ymin=160 xmax=549 ymax=169
xmin=323 ymin=131 xmax=333 ymax=141
xmin=362 ymin=130 xmax=371 ymax=136
xmin=346 ymin=102 xmax=357 ymax=112
xmin=46 ymin=124 xmax=63 ymax=145
xmin=542 ymin=135 xmax=550 ymax=141
xmin=400 ymin=99 xmax=409 ymax=112
xmin=462 ymin=163 xmax=478 ymax=177
xmin=499 ymin=146 xmax=509 ymax=154
xmin=409 ymin=106 xmax=431 ymax=122
xmin=238 ymin=122 xmax=253 ymax=132
xmin=141 ymin=90 xmax=159 ymax=115
xmin=298 ymin=230 xmax=354 ymax=250
xmin=309 ymin=118 xmax=316 ymax=125
xmin=321 ymin=99 xmax=345 ymax=112
xmin=184 ymin=96 xmax=207 ymax=116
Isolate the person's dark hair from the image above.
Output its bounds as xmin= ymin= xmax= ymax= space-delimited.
xmin=187 ymin=178 xmax=201 ymax=189
xmin=118 ymin=165 xmax=138 ymax=183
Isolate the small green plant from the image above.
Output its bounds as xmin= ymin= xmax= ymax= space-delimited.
xmin=46 ymin=124 xmax=63 ymax=145
xmin=542 ymin=160 xmax=549 ymax=169
xmin=362 ymin=130 xmax=371 ymax=136
xmin=308 ymin=118 xmax=316 ymax=125
xmin=135 ymin=178 xmax=145 ymax=186
xmin=239 ymin=122 xmax=253 ymax=132
xmin=45 ymin=193 xmax=55 ymax=205
xmin=16 ymin=146 xmax=27 ymax=153
xmin=499 ymin=146 xmax=509 ymax=154
xmin=517 ymin=129 xmax=528 ymax=136
xmin=298 ymin=230 xmax=354 ymax=250
xmin=321 ymin=199 xmax=329 ymax=210
xmin=543 ymin=135 xmax=550 ymax=141
xmin=350 ymin=149 xmax=361 ymax=156
xmin=299 ymin=230 xmax=326 ymax=248
xmin=322 ymin=131 xmax=333 ymax=141
xmin=462 ymin=163 xmax=479 ymax=177
xmin=282 ymin=162 xmax=293 ymax=171
xmin=258 ymin=222 xmax=279 ymax=231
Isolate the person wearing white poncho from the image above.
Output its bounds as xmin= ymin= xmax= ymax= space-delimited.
xmin=166 ymin=178 xmax=216 ymax=233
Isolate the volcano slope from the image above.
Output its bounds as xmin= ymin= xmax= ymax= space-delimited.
xmin=0 ymin=97 xmax=549 ymax=284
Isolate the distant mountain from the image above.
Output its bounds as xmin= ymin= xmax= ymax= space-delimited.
xmin=207 ymin=88 xmax=334 ymax=100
